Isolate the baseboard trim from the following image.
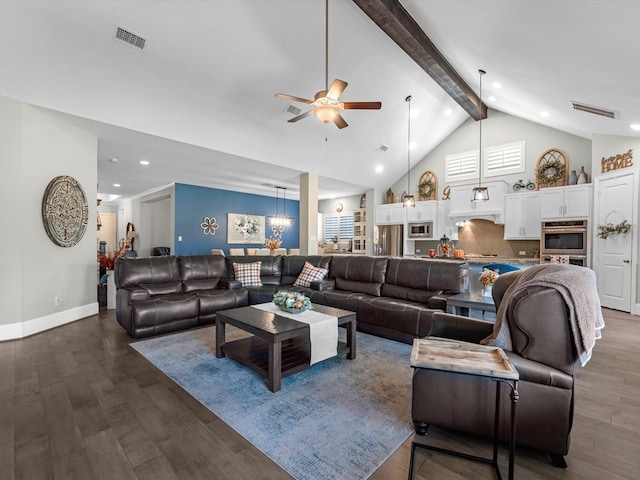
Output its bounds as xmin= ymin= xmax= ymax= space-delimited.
xmin=0 ymin=303 xmax=99 ymax=341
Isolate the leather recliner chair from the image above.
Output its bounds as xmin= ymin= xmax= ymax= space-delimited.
xmin=412 ymin=268 xmax=582 ymax=467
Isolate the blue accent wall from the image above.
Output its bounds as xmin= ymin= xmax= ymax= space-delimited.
xmin=174 ymin=183 xmax=300 ymax=255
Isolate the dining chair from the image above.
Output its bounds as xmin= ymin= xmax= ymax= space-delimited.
xmin=229 ymin=248 xmax=245 ymax=256
xmin=288 ymin=248 xmax=301 ymax=255
xmin=246 ymin=248 xmax=257 ymax=256
xmin=210 ymin=249 xmax=225 ymax=256
xmin=255 ymin=248 xmax=271 ymax=255
xmin=272 ymin=248 xmax=287 ymax=256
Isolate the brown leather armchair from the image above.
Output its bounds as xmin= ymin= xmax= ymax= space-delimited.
xmin=412 ymin=267 xmax=584 ymax=467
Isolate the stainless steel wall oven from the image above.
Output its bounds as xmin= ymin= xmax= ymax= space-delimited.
xmin=540 ymin=220 xmax=588 ymax=266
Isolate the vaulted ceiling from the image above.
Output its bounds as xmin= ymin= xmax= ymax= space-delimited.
xmin=1 ymin=0 xmax=638 ymax=203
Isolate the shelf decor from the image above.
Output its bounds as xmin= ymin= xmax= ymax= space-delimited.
xmin=536 ymin=148 xmax=569 ymax=189
xmin=597 ymin=219 xmax=631 ymax=239
xmin=418 ymin=170 xmax=438 ymax=201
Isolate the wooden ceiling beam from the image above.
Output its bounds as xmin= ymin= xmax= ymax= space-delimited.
xmin=352 ymin=0 xmax=486 ymax=120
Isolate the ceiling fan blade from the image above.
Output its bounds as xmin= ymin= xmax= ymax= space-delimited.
xmin=275 ymin=93 xmax=313 ymax=104
xmin=333 ymin=113 xmax=348 ymax=129
xmin=326 ymin=79 xmax=348 ymax=100
xmin=343 ymin=101 xmax=382 ymax=110
xmin=287 ymin=110 xmax=314 ymax=123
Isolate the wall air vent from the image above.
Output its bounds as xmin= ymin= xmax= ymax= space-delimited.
xmin=114 ymin=26 xmax=146 ymax=50
xmin=571 ymin=101 xmax=617 ymax=119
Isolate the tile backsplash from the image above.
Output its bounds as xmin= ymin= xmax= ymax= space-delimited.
xmin=416 ymin=219 xmax=540 ymax=258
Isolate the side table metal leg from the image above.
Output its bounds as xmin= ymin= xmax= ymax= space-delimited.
xmin=492 ymin=381 xmax=501 ymax=465
xmin=408 ymin=441 xmax=417 ymax=480
xmin=509 ymin=381 xmax=519 ymax=480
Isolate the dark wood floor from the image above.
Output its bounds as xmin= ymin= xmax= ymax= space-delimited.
xmin=1 ymin=307 xmax=638 ymax=480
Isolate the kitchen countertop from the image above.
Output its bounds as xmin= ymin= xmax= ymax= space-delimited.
xmin=412 ymin=256 xmax=541 ymax=265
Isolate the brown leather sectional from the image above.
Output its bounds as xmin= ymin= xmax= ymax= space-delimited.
xmin=115 ymin=254 xmax=469 ymax=341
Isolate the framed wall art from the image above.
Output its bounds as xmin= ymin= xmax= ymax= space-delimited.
xmin=227 ymin=213 xmax=265 ymax=244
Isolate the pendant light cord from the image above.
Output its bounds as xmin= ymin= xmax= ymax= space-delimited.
xmin=478 ymin=69 xmax=485 ymax=189
xmin=406 ymin=95 xmax=412 ymax=197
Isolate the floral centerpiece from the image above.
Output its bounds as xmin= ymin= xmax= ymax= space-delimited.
xmin=273 ymin=290 xmax=313 ymax=314
xmin=479 ymin=268 xmax=499 ymax=296
xmin=264 ymin=236 xmax=282 ymax=251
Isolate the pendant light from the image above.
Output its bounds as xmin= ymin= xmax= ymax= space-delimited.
xmin=472 ymin=69 xmax=489 ymax=202
xmin=403 ymin=95 xmax=415 ymax=208
xmin=268 ymin=186 xmax=292 ymax=238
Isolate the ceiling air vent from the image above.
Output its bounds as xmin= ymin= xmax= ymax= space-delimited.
xmin=285 ymin=105 xmax=302 ymax=116
xmin=114 ymin=26 xmax=146 ymax=50
xmin=571 ymin=101 xmax=617 ymax=119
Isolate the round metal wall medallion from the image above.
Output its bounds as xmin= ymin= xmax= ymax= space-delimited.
xmin=42 ymin=175 xmax=89 ymax=247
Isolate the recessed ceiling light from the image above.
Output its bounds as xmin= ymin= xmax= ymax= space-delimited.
xmin=540 ymin=111 xmax=550 ymax=117
xmin=444 ymin=108 xmax=452 ymax=116
xmin=630 ymin=124 xmax=640 ymax=131
xmin=488 ymin=96 xmax=496 ymax=102
xmin=140 ymin=160 xmax=150 ymax=165
xmin=113 ymin=183 xmax=121 ymax=188
xmin=375 ymin=165 xmax=384 ymax=173
xmin=492 ymin=82 xmax=502 ymax=89
xmin=410 ymin=109 xmax=420 ymax=119
xmin=409 ymin=142 xmax=417 ymax=150
xmin=110 ymin=157 xmax=119 ymax=163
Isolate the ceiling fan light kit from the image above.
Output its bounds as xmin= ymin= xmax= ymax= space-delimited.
xmin=274 ymin=0 xmax=381 ymax=129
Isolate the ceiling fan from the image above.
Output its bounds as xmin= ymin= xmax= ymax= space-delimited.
xmin=275 ymin=0 xmax=382 ymax=129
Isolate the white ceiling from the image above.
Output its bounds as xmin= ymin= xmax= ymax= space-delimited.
xmin=1 ymin=0 xmax=639 ymax=203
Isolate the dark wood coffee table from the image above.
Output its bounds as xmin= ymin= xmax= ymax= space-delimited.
xmin=215 ymin=304 xmax=357 ymax=392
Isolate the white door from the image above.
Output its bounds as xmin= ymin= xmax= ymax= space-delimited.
xmin=594 ymin=171 xmax=635 ymax=311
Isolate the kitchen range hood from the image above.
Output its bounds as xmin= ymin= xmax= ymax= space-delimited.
xmin=447 ymin=181 xmax=509 ymax=225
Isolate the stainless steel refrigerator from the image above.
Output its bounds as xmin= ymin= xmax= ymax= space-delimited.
xmin=375 ymin=225 xmax=403 ymax=257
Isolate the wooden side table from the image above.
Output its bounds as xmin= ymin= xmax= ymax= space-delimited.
xmin=408 ymin=337 xmax=519 ymax=480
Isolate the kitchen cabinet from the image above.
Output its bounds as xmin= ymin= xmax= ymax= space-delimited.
xmin=540 ymin=184 xmax=591 ymax=219
xmin=504 ymin=192 xmax=541 ymax=239
xmin=352 ymin=208 xmax=366 ymax=254
xmin=406 ymin=201 xmax=437 ymax=223
xmin=375 ymin=203 xmax=405 ymax=225
xmin=436 ymin=201 xmax=458 ymax=241
xmin=448 ymin=180 xmax=509 ymax=224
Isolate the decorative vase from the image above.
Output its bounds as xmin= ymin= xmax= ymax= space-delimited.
xmin=568 ymin=170 xmax=578 ymax=185
xmin=483 ymin=284 xmax=493 ymax=297
xmin=577 ymin=166 xmax=588 ymax=184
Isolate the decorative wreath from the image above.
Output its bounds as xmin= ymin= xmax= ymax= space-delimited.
xmin=597 ymin=220 xmax=631 ymax=239
xmin=537 ymin=160 xmax=566 ymax=184
xmin=418 ymin=179 xmax=436 ymax=199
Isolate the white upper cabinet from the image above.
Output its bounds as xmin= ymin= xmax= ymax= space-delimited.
xmin=539 ymin=184 xmax=592 ymax=219
xmin=504 ymin=192 xmax=541 ymax=239
xmin=436 ymin=200 xmax=458 ymax=241
xmin=375 ymin=203 xmax=405 ymax=225
xmin=406 ymin=201 xmax=437 ymax=223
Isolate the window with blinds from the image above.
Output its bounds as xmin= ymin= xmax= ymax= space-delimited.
xmin=484 ymin=141 xmax=525 ymax=177
xmin=445 ymin=150 xmax=479 ymax=182
xmin=324 ymin=214 xmax=354 ymax=241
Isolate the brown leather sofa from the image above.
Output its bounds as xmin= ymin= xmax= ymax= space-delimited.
xmin=115 ymin=254 xmax=469 ymax=342
xmin=411 ymin=268 xmax=581 ymax=466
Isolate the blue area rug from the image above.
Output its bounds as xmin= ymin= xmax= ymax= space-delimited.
xmin=131 ymin=326 xmax=414 ymax=480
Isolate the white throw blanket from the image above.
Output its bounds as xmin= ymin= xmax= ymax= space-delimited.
xmin=482 ymin=264 xmax=605 ymax=366
xmin=253 ymin=303 xmax=338 ymax=365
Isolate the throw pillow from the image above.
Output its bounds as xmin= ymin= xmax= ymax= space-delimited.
xmin=233 ymin=261 xmax=263 ymax=287
xmin=294 ymin=261 xmax=328 ymax=288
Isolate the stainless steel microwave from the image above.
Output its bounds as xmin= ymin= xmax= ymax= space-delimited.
xmin=407 ymin=222 xmax=433 ymax=239
xmin=540 ymin=220 xmax=588 ymax=256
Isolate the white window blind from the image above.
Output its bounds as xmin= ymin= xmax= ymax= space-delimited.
xmin=484 ymin=141 xmax=525 ymax=177
xmin=445 ymin=150 xmax=479 ymax=182
xmin=324 ymin=214 xmax=354 ymax=241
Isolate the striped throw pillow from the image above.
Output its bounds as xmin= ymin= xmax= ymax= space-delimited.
xmin=233 ymin=261 xmax=263 ymax=287
xmin=293 ymin=261 xmax=328 ymax=288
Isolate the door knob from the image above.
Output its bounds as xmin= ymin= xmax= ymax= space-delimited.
xmin=623 ymin=259 xmax=630 ymax=263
